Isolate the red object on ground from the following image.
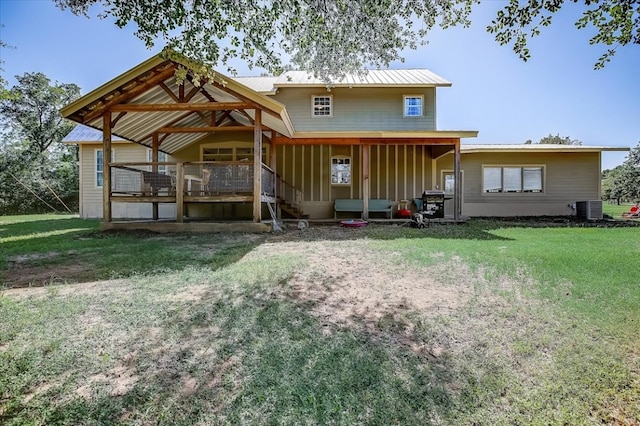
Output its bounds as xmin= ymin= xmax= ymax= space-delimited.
xmin=397 ymin=208 xmax=412 ymax=218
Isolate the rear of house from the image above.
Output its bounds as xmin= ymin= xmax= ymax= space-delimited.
xmin=61 ymin=53 xmax=627 ymax=228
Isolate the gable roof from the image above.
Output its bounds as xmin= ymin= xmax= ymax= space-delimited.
xmin=60 ymin=53 xmax=295 ymax=154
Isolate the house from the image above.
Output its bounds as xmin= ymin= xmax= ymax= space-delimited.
xmin=61 ymin=52 xmax=627 ymax=230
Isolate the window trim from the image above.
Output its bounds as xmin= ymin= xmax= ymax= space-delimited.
xmin=330 ymin=155 xmax=352 ymax=186
xmin=95 ymin=148 xmax=115 ymax=188
xmin=147 ymin=149 xmax=168 ymax=174
xmin=403 ymin=95 xmax=424 ymax=117
xmin=200 ymin=142 xmax=268 ymax=162
xmin=312 ymin=95 xmax=333 ymax=117
xmin=482 ymin=165 xmax=545 ymax=194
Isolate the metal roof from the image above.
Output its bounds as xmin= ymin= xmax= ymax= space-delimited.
xmin=62 ymin=124 xmax=128 ymax=143
xmin=274 ymin=69 xmax=452 ymax=88
xmin=61 ymin=53 xmax=294 ymax=155
xmin=234 ymin=76 xmax=279 ymax=94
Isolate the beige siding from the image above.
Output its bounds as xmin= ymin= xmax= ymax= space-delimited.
xmin=276 ymin=143 xmax=435 ymax=218
xmin=273 ymin=87 xmax=436 ymax=132
xmin=171 ymin=132 xmax=255 ymax=161
xmin=79 ymin=143 xmax=176 ymax=219
xmin=436 ymin=151 xmax=601 ymax=217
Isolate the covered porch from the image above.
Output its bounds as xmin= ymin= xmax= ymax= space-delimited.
xmin=60 ymin=53 xmax=295 ymax=231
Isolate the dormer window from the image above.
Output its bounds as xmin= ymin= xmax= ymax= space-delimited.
xmin=404 ymin=95 xmax=423 ymax=117
xmin=312 ymin=95 xmax=332 ymax=117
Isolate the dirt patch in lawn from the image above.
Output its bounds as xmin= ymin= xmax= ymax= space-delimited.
xmin=245 ymin=238 xmax=475 ymax=334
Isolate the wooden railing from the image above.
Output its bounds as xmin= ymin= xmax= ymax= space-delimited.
xmin=276 ymin=174 xmax=304 ymax=213
xmin=109 ymin=161 xmax=276 ymax=198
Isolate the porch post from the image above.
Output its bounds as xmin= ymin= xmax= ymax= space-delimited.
xmin=253 ymin=109 xmax=262 ymax=223
xmin=102 ymin=112 xmax=112 ymax=223
xmin=175 ymin=162 xmax=184 ymax=223
xmin=453 ymin=139 xmax=461 ymax=220
xmin=269 ymin=130 xmax=280 ymax=219
xmin=362 ymin=144 xmax=370 ymax=220
xmin=151 ymin=132 xmax=159 ymax=220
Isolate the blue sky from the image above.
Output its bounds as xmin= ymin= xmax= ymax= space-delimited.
xmin=1 ymin=0 xmax=638 ymax=169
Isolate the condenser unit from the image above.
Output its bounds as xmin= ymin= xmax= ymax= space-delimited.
xmin=576 ymin=200 xmax=603 ymax=220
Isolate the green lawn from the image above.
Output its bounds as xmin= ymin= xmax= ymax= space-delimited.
xmin=603 ymin=202 xmax=639 ymax=219
xmin=1 ymin=215 xmax=639 ymax=425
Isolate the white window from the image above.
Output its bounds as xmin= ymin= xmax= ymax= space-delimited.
xmin=312 ymin=95 xmax=332 ymax=117
xmin=147 ymin=149 xmax=168 ymax=174
xmin=483 ymin=166 xmax=544 ymax=193
xmin=404 ymin=95 xmax=423 ymax=117
xmin=96 ymin=149 xmax=114 ymax=187
xmin=331 ymin=156 xmax=351 ymax=185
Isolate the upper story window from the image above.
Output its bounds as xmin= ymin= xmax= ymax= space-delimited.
xmin=404 ymin=95 xmax=423 ymax=117
xmin=331 ymin=156 xmax=351 ymax=185
xmin=312 ymin=95 xmax=332 ymax=117
xmin=483 ymin=166 xmax=544 ymax=193
xmin=96 ymin=148 xmax=114 ymax=187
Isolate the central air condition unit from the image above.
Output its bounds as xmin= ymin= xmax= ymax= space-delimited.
xmin=576 ymin=200 xmax=603 ymax=220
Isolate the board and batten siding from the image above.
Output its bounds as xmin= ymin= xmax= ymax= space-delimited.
xmin=273 ymin=87 xmax=436 ymax=132
xmin=79 ymin=143 xmax=176 ymax=219
xmin=276 ymin=144 xmax=436 ymax=218
xmin=447 ymin=151 xmax=601 ymax=217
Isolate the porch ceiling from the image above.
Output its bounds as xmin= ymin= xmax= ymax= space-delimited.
xmin=61 ymin=53 xmax=294 ymax=155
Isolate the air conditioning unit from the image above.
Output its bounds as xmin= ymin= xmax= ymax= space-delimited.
xmin=576 ymin=200 xmax=603 ymax=220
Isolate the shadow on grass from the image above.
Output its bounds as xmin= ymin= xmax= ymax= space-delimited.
xmin=1 ymin=224 xmax=264 ymax=289
xmin=30 ymin=294 xmax=481 ymax=425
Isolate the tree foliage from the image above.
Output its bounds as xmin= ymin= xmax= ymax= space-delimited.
xmin=55 ymin=0 xmax=638 ymax=78
xmin=602 ymin=141 xmax=640 ymax=202
xmin=54 ymin=0 xmax=470 ymax=80
xmin=0 ymin=73 xmax=81 ymax=214
xmin=487 ymin=0 xmax=640 ymax=69
xmin=524 ymin=133 xmax=582 ymax=145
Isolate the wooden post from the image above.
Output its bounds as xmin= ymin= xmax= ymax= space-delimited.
xmin=152 ymin=132 xmax=159 ymax=220
xmin=269 ymin=130 xmax=279 ymax=218
xmin=253 ymin=109 xmax=262 ymax=222
xmin=454 ymin=139 xmax=461 ymax=220
xmin=362 ymin=145 xmax=370 ymax=220
xmin=103 ymin=112 xmax=112 ymax=223
xmin=176 ymin=162 xmax=184 ymax=223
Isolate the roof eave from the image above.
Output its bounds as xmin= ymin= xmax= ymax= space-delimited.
xmin=291 ymin=130 xmax=477 ymax=139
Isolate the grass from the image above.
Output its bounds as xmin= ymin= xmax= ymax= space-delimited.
xmin=603 ymin=202 xmax=639 ymax=219
xmin=1 ymin=214 xmax=639 ymax=424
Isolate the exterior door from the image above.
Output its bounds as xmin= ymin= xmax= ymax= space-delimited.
xmin=442 ymin=171 xmax=463 ymax=217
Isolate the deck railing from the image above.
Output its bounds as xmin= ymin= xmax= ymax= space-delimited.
xmin=111 ymin=162 xmax=177 ymax=195
xmin=109 ymin=161 xmax=275 ymax=198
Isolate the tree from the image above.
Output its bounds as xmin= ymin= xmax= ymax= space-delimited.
xmin=617 ymin=142 xmax=640 ymax=201
xmin=536 ymin=133 xmax=582 ymax=145
xmin=0 ymin=73 xmax=81 ymax=214
xmin=54 ymin=0 xmax=638 ymax=79
xmin=0 ymin=72 xmax=80 ymax=158
xmin=601 ymin=142 xmax=640 ymax=203
xmin=487 ymin=0 xmax=640 ymax=69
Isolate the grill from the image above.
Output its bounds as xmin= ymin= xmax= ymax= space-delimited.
xmin=421 ymin=190 xmax=445 ymax=219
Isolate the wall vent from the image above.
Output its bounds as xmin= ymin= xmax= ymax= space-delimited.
xmin=576 ymin=200 xmax=603 ymax=220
